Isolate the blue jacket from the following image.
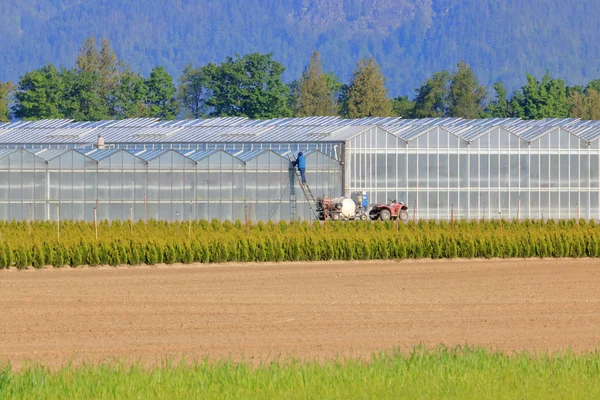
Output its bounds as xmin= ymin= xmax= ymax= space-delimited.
xmin=296 ymin=154 xmax=306 ymax=169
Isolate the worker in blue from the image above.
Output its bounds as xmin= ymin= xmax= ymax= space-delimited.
xmin=293 ymin=151 xmax=307 ymax=184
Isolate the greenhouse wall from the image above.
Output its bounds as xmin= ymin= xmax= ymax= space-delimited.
xmin=345 ymin=126 xmax=600 ymax=220
xmin=2 ymin=117 xmax=600 ymax=222
xmin=0 ymin=148 xmax=342 ymax=222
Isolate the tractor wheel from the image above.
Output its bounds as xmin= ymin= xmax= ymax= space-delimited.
xmin=379 ymin=209 xmax=391 ymax=221
xmin=359 ymin=213 xmax=368 ymax=221
xmin=399 ymin=210 xmax=409 ymax=223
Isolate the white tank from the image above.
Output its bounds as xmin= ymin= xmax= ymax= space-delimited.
xmin=332 ymin=197 xmax=356 ymax=218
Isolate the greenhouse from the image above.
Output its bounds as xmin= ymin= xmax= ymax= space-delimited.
xmin=0 ymin=116 xmax=599 ymax=222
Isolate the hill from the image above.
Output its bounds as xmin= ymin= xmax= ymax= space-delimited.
xmin=1 ymin=0 xmax=599 ymax=95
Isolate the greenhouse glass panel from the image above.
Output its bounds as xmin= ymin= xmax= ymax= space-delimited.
xmin=540 ymin=155 xmax=550 ymax=188
xmin=407 ymin=154 xmax=417 ymax=187
xmin=439 ymin=154 xmax=449 ymax=188
xmin=530 ymin=192 xmax=539 ymax=218
xmin=480 ymin=191 xmax=489 ymax=219
xmin=110 ymin=170 xmax=123 ymax=201
xmin=591 ymin=154 xmax=599 ymax=188
xmin=580 ymin=191 xmax=590 ymax=219
xmin=22 ymin=171 xmax=34 ymax=200
xmin=489 ymin=191 xmax=499 ymax=216
xmin=490 ymin=154 xmax=499 ymax=187
xmin=540 ymin=191 xmax=549 ymax=216
xmin=549 ymin=130 xmax=559 ymax=148
xmin=397 ymin=153 xmax=407 ymax=187
xmin=480 ymin=155 xmax=489 ymax=188
xmin=49 ymin=172 xmax=60 ymax=200
xmin=570 ymin=155 xmax=579 ymax=188
xmin=470 ymin=192 xmax=479 ymax=219
xmin=35 ymin=171 xmax=46 ymax=201
xmin=549 ymin=155 xmax=559 ymax=188
xmin=519 ymin=192 xmax=529 ymax=219
xmin=438 ymin=191 xmax=449 ymax=218
xmin=448 ymin=154 xmax=458 ymax=188
xmin=581 ymin=155 xmax=590 ymax=188
xmin=459 ymin=191 xmax=468 ymax=218
xmin=386 ymin=154 xmax=396 ymax=188
xmin=590 ymin=192 xmax=599 ymax=219
xmin=72 ymin=170 xmax=85 ymax=201
xmin=459 ymin=155 xmax=468 ymax=188
xmin=510 ymin=192 xmax=520 ymax=218
xmin=550 ymin=191 xmax=559 ymax=219
xmin=529 ymin=155 xmax=539 ymax=188
xmin=469 ymin=154 xmax=478 ymax=187
xmin=9 ymin=171 xmax=22 ymax=201
xmin=500 ymin=191 xmax=510 ymax=217
xmin=427 ymin=154 xmax=437 ymax=188
xmin=570 ymin=192 xmax=580 ymax=217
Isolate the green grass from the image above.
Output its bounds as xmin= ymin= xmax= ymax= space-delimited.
xmin=1 ymin=347 xmax=599 ymax=399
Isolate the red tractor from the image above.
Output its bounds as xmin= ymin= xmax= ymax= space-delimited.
xmin=369 ymin=200 xmax=409 ymax=222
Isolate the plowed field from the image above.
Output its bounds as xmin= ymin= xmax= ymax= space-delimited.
xmin=1 ymin=259 xmax=599 ymax=368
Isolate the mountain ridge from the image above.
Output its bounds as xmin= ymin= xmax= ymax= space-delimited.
xmin=1 ymin=0 xmax=599 ymax=96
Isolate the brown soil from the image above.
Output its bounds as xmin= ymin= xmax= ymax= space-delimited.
xmin=1 ymin=259 xmax=599 ymax=368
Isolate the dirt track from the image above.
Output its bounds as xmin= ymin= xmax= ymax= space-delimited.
xmin=1 ymin=259 xmax=599 ymax=367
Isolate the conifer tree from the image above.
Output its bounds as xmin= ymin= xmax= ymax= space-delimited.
xmin=510 ymin=71 xmax=569 ymax=119
xmin=293 ymin=51 xmax=339 ymax=116
xmin=341 ymin=58 xmax=392 ymax=118
xmin=485 ymin=81 xmax=512 ymax=118
xmin=448 ymin=61 xmax=487 ymax=118
xmin=0 ymin=81 xmax=14 ymax=122
xmin=145 ymin=66 xmax=180 ymax=119
xmin=412 ymin=70 xmax=451 ymax=118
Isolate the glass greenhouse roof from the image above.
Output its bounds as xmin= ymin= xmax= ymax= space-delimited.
xmin=0 ymin=147 xmax=336 ymax=165
xmin=2 ymin=117 xmax=600 ymax=145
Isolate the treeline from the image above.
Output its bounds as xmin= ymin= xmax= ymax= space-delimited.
xmin=0 ymin=219 xmax=599 ymax=269
xmin=2 ymin=35 xmax=600 ymax=122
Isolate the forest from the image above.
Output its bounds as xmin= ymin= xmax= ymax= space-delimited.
xmin=2 ymin=36 xmax=600 ymax=123
xmin=2 ymin=1 xmax=600 ymax=97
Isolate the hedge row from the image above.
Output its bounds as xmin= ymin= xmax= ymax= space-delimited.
xmin=0 ymin=219 xmax=598 ymax=269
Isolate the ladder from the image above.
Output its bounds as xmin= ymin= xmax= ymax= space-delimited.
xmin=288 ymin=155 xmax=319 ymax=219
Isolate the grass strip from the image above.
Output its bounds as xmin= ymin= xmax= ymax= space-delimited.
xmin=1 ymin=346 xmax=599 ymax=399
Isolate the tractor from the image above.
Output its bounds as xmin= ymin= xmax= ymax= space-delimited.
xmin=369 ymin=200 xmax=409 ymax=222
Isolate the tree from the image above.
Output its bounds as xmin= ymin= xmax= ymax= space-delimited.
xmin=203 ymin=53 xmax=291 ymax=118
xmin=585 ymin=79 xmax=600 ymax=94
xmin=76 ymin=35 xmax=120 ymax=89
xmin=73 ymin=35 xmax=122 ymax=119
xmin=0 ymin=82 xmax=15 ymax=122
xmin=61 ymin=69 xmax=111 ymax=121
xmin=391 ymin=95 xmax=415 ymax=118
xmin=412 ymin=71 xmax=451 ymax=118
xmin=145 ymin=66 xmax=180 ymax=119
xmin=177 ymin=64 xmax=212 ymax=118
xmin=510 ymin=72 xmax=569 ymax=119
xmin=448 ymin=61 xmax=486 ymax=118
xmin=569 ymin=82 xmax=600 ymax=120
xmin=12 ymin=64 xmax=65 ymax=120
xmin=110 ymin=69 xmax=150 ymax=119
xmin=341 ymin=58 xmax=392 ymax=118
xmin=293 ymin=51 xmax=339 ymax=116
xmin=485 ymin=81 xmax=512 ymax=118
